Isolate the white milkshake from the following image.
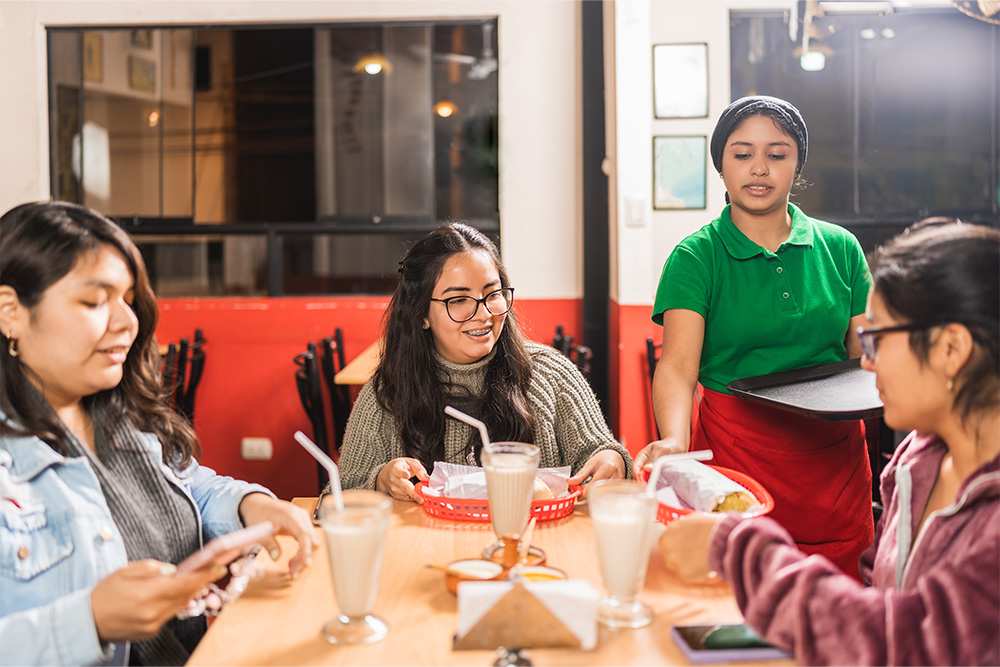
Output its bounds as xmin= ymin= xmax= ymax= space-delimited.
xmin=319 ymin=490 xmax=392 ymax=644
xmin=481 ymin=442 xmax=540 ymax=541
xmin=323 ymin=518 xmax=386 ymax=616
xmin=588 ymin=481 xmax=657 ymax=628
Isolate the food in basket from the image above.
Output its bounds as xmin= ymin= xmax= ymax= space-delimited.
xmin=655 ymin=460 xmax=761 ymax=513
xmin=532 ymin=477 xmax=555 ymax=500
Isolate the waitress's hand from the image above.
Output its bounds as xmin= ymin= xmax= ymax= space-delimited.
xmin=376 ymin=457 xmax=429 ymax=503
xmin=632 ymin=437 xmax=688 ymax=480
xmin=238 ymin=493 xmax=318 ymax=578
xmin=91 ymin=559 xmax=225 ymax=641
xmin=569 ymin=450 xmax=626 ymax=498
xmin=658 ymin=512 xmax=725 ymax=582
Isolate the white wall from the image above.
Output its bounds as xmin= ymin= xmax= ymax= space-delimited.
xmin=0 ymin=0 xmax=581 ymax=301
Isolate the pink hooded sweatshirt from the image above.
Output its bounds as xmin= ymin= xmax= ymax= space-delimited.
xmin=709 ymin=431 xmax=1000 ymax=666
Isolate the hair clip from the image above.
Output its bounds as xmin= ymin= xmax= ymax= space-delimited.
xmin=397 ymin=260 xmax=405 ymax=275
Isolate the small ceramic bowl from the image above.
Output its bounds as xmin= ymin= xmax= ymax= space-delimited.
xmin=444 ymin=559 xmax=505 ymax=595
xmin=507 ymin=564 xmax=567 ymax=582
xmin=481 ymin=540 xmax=547 ymax=569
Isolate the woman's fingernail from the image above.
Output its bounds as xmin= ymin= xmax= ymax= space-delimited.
xmin=270 ymin=549 xmax=281 ymax=561
xmin=160 ymin=563 xmax=177 ymax=576
xmin=291 ymin=570 xmax=301 ymax=580
xmin=305 ymin=556 xmax=312 ymax=567
xmin=212 ymin=564 xmax=228 ymax=578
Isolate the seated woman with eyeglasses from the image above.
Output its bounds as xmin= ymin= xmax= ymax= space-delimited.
xmin=0 ymin=202 xmax=317 ymax=666
xmin=336 ymin=222 xmax=631 ymax=501
xmin=658 ymin=222 xmax=999 ymax=666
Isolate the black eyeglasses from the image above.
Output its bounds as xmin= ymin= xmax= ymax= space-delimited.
xmin=856 ymin=324 xmax=926 ymax=361
xmin=430 ymin=287 xmax=515 ymax=323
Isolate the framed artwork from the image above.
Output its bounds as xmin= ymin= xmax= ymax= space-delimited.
xmin=82 ymin=32 xmax=103 ymax=83
xmin=128 ymin=56 xmax=156 ymax=93
xmin=131 ymin=29 xmax=153 ymax=49
xmin=653 ymin=43 xmax=708 ymax=119
xmin=653 ymin=136 xmax=707 ymax=210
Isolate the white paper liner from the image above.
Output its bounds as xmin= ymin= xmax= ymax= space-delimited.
xmin=426 ymin=461 xmax=571 ymax=499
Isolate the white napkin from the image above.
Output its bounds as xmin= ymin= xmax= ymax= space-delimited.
xmin=457 ymin=580 xmax=599 ymax=650
xmin=427 ymin=461 xmax=571 ymax=499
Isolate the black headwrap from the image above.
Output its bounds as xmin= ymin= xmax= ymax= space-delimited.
xmin=710 ymin=96 xmax=808 ymax=175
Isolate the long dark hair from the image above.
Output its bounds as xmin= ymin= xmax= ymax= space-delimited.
xmin=869 ymin=223 xmax=999 ymax=430
xmin=0 ymin=201 xmax=199 ymax=467
xmin=373 ymin=223 xmax=534 ymax=471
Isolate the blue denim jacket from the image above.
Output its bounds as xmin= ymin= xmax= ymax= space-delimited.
xmin=0 ymin=419 xmax=273 ymax=666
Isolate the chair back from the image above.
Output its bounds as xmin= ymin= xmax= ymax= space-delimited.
xmin=553 ymin=325 xmax=573 ymax=357
xmin=318 ymin=328 xmax=352 ymax=454
xmin=295 ymin=341 xmax=330 ymax=488
xmin=161 ymin=329 xmax=207 ymax=423
xmin=571 ymin=344 xmax=593 ymax=376
xmin=645 ymin=337 xmax=661 ymax=386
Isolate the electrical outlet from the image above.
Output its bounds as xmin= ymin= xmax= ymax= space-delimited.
xmin=241 ymin=437 xmax=273 ymax=461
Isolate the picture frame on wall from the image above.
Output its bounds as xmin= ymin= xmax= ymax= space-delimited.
xmin=82 ymin=32 xmax=103 ymax=83
xmin=130 ymin=29 xmax=153 ymax=49
xmin=128 ymin=56 xmax=156 ymax=93
xmin=653 ymin=135 xmax=706 ymax=210
xmin=653 ymin=43 xmax=708 ymax=119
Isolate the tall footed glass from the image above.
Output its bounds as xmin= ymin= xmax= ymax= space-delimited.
xmin=589 ymin=480 xmax=657 ymax=628
xmin=481 ymin=441 xmax=540 ymax=554
xmin=319 ymin=489 xmax=392 ymax=644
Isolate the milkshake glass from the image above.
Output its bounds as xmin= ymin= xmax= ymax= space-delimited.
xmin=319 ymin=489 xmax=392 ymax=644
xmin=589 ymin=480 xmax=657 ymax=628
xmin=481 ymin=442 xmax=540 ymax=551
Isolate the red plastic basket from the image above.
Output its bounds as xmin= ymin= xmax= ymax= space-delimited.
xmin=415 ymin=482 xmax=582 ymax=523
xmin=654 ymin=465 xmax=774 ymax=525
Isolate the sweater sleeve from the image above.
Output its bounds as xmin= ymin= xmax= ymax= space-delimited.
xmin=709 ymin=515 xmax=1000 ymax=666
xmin=530 ymin=347 xmax=633 ymax=479
xmin=337 ymin=380 xmax=400 ymax=491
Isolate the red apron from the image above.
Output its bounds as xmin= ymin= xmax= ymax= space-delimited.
xmin=691 ymin=387 xmax=874 ymax=580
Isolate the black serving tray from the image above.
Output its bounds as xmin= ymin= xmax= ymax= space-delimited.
xmin=726 ymin=358 xmax=883 ymax=421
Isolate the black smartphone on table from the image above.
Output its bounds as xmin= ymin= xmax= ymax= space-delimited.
xmin=670 ymin=623 xmax=792 ymax=663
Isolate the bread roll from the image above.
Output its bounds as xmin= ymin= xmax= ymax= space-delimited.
xmin=532 ymin=477 xmax=554 ymax=500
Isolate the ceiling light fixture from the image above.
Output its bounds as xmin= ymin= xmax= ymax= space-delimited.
xmin=434 ymin=101 xmax=457 ymax=118
xmin=352 ymin=52 xmax=393 ymax=75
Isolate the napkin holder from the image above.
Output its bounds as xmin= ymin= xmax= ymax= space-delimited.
xmin=453 ymin=581 xmax=596 ymax=651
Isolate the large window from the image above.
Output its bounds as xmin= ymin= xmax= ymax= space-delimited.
xmin=48 ymin=22 xmax=499 ymax=296
xmin=730 ymin=8 xmax=999 ymax=247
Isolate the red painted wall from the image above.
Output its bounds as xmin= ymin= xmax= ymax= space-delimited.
xmin=156 ymin=296 xmax=587 ymax=499
xmin=609 ymin=300 xmax=661 ymax=456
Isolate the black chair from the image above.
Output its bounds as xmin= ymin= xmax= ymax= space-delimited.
xmin=645 ymin=337 xmax=661 ymax=386
xmin=570 ymin=344 xmax=593 ymax=376
xmin=319 ymin=328 xmax=351 ymax=455
xmin=553 ymin=325 xmax=573 ymax=357
xmin=162 ymin=329 xmax=206 ymax=423
xmin=295 ymin=342 xmax=330 ymax=488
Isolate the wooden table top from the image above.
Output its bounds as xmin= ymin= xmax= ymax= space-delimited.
xmin=334 ymin=340 xmax=381 ymax=386
xmin=188 ymin=496 xmax=793 ymax=666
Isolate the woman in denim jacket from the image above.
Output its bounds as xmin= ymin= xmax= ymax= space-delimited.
xmin=0 ymin=202 xmax=317 ymax=666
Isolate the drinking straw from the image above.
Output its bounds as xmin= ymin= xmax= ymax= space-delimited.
xmin=444 ymin=405 xmax=492 ymax=448
xmin=644 ymin=449 xmax=714 ymax=496
xmin=294 ymin=430 xmax=345 ymax=511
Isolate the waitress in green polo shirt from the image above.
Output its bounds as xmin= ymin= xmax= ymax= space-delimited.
xmin=634 ymin=96 xmax=874 ymax=579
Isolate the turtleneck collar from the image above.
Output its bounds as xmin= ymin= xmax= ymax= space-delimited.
xmin=434 ymin=346 xmax=498 ymax=395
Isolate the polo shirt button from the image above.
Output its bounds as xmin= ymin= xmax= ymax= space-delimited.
xmin=776 ymin=266 xmax=783 ymax=274
xmin=17 ymin=545 xmax=29 ymax=560
xmin=782 ymin=292 xmax=790 ymax=299
xmin=99 ymin=527 xmax=114 ymax=541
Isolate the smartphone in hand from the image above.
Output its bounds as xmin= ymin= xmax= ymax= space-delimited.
xmin=670 ymin=623 xmax=792 ymax=663
xmin=176 ymin=521 xmax=276 ymax=575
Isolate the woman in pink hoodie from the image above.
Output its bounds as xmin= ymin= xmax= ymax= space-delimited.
xmin=660 ymin=222 xmax=999 ymax=666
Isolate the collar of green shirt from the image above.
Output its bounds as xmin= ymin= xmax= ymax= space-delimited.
xmin=714 ymin=203 xmax=815 ymax=260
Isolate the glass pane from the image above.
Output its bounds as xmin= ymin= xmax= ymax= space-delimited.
xmin=856 ymin=14 xmax=995 ymax=215
xmin=134 ymin=234 xmax=269 ymax=297
xmin=48 ymin=30 xmax=83 ymax=203
xmin=283 ymin=233 xmax=415 ymax=295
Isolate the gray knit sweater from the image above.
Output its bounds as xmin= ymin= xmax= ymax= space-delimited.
xmin=338 ymin=341 xmax=632 ymax=490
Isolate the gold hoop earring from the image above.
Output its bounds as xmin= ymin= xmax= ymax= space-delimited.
xmin=6 ymin=333 xmax=18 ymax=358
xmin=718 ymin=172 xmax=724 ymax=179
xmin=946 ymin=377 xmax=954 ymax=391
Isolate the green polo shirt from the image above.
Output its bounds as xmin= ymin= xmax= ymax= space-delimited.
xmin=652 ymin=204 xmax=871 ymax=394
